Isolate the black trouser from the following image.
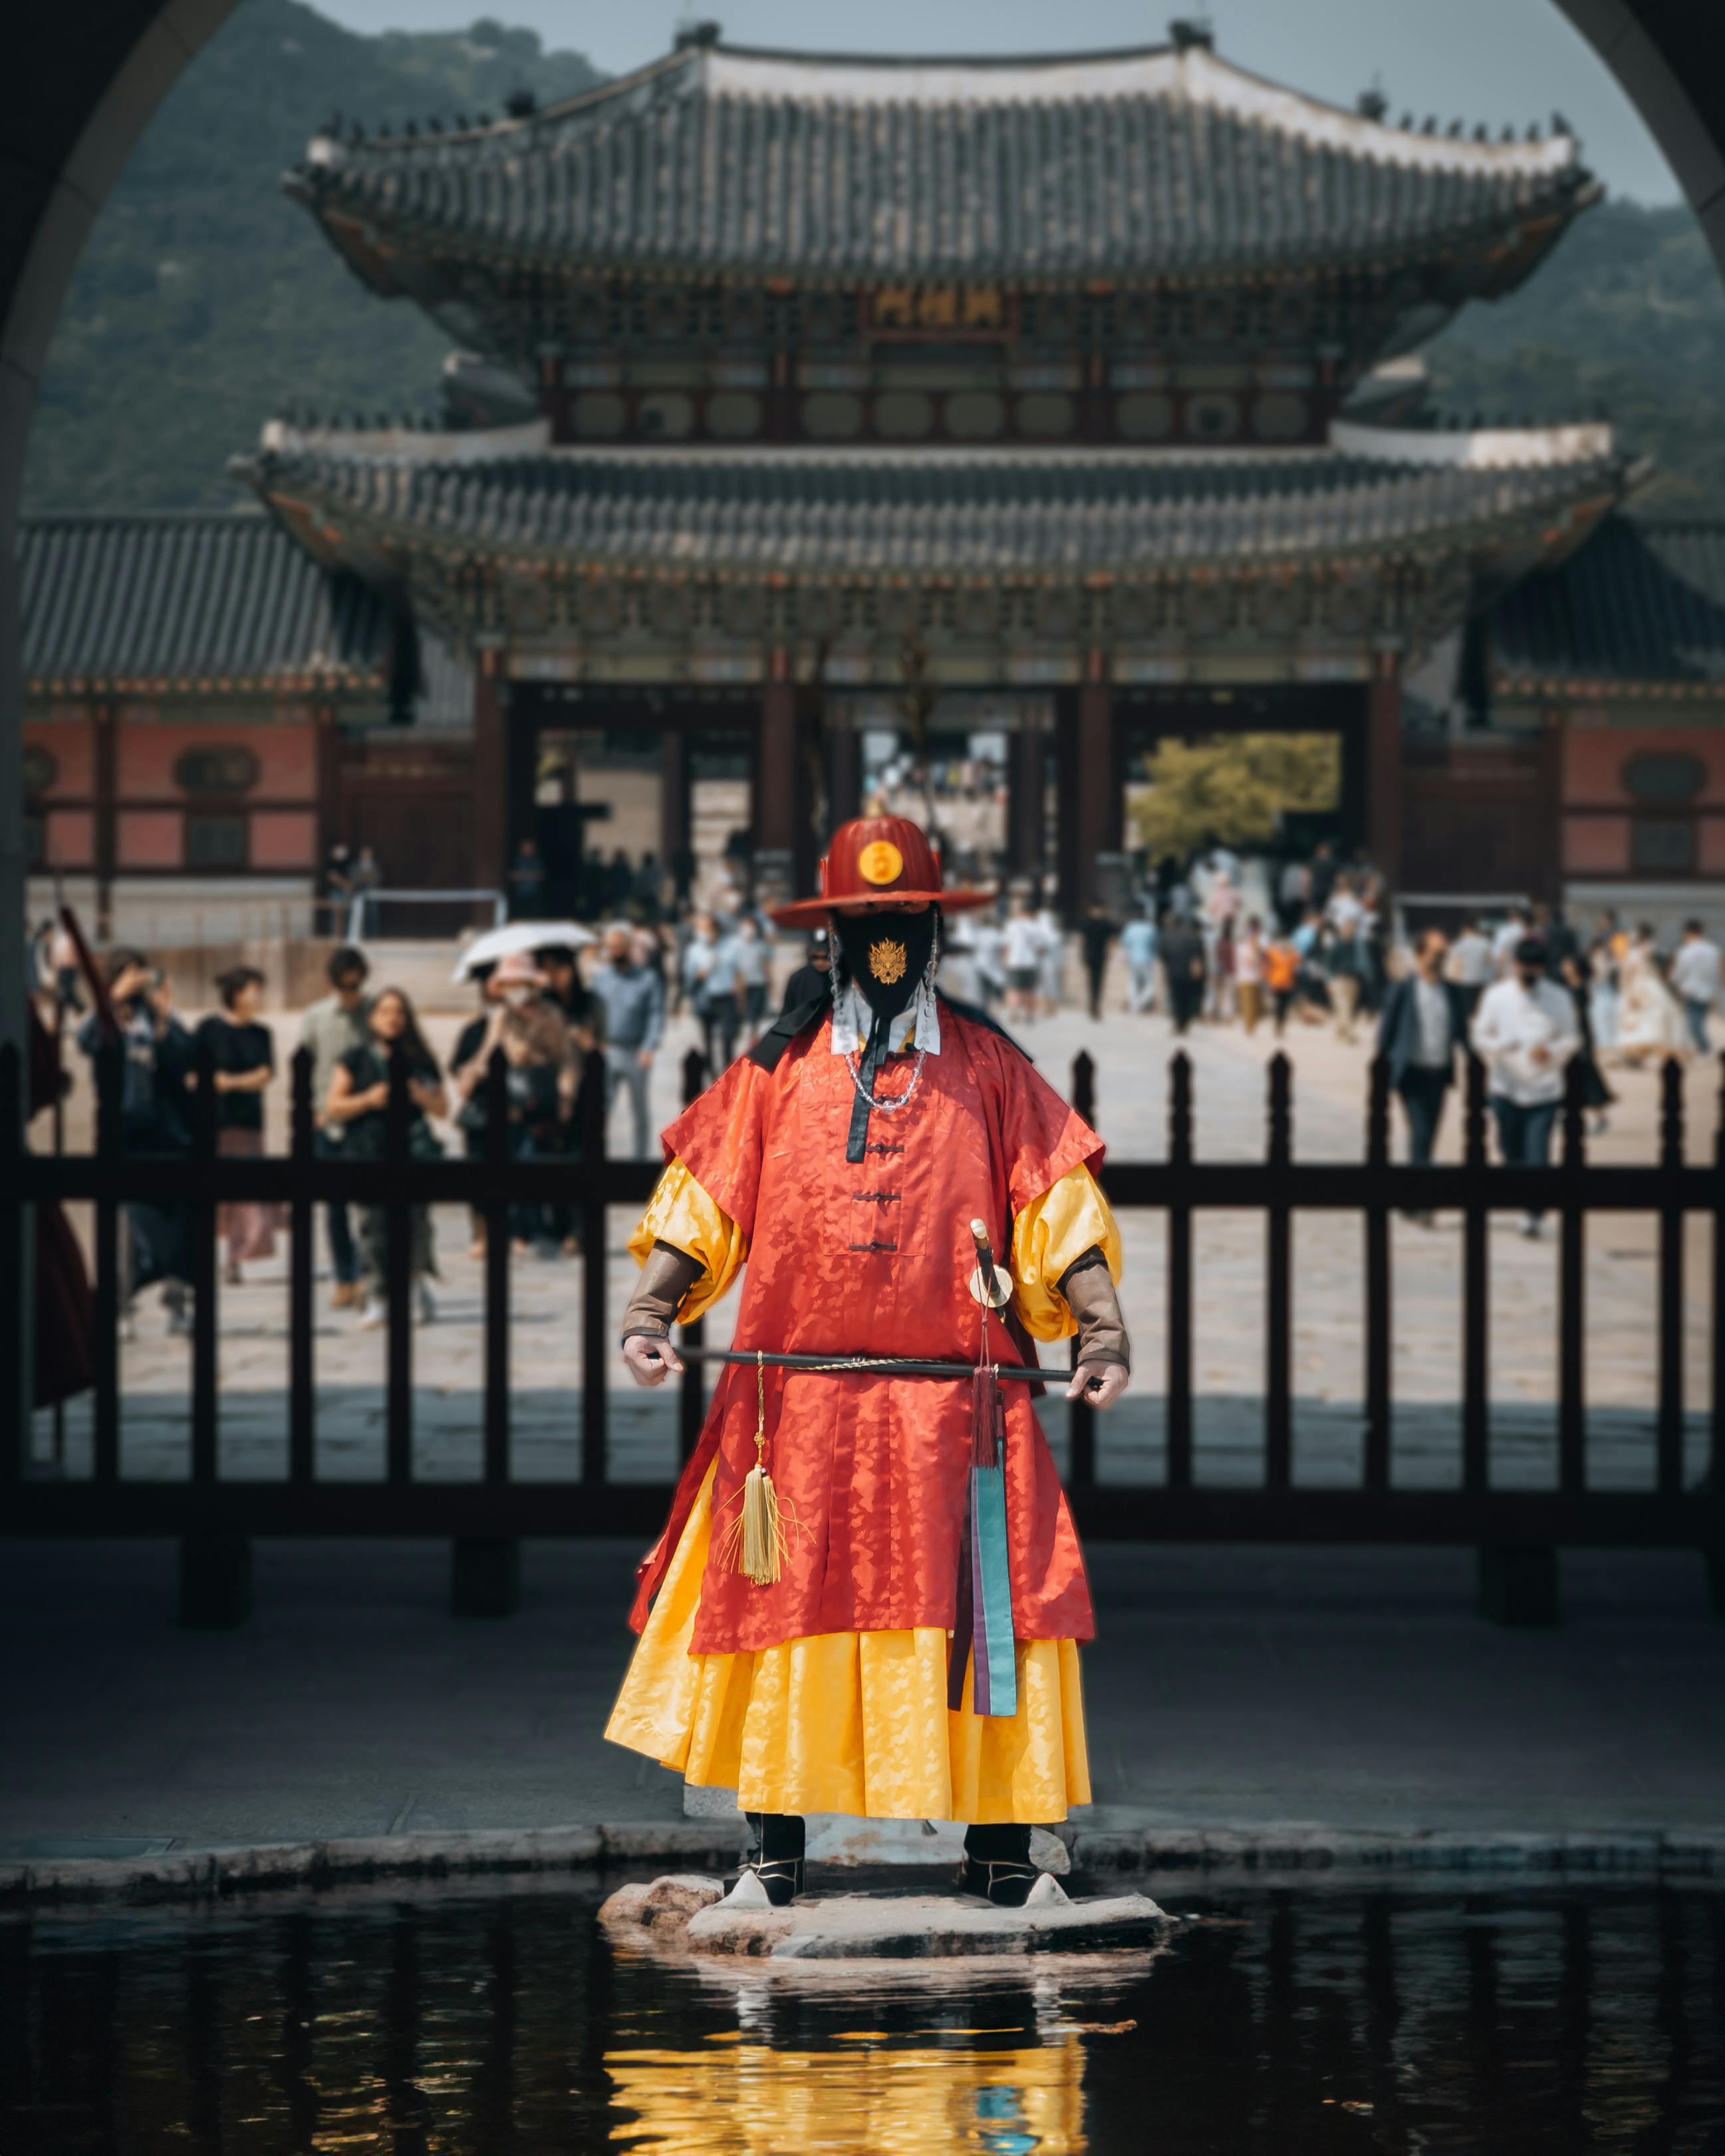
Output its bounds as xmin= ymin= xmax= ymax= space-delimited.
xmin=1398 ymin=1067 xmax=1450 ymax=1168
xmin=700 ymin=995 xmax=739 ymax=1073
xmin=1168 ymin=980 xmax=1203 ymax=1034
xmin=316 ymin=1129 xmax=360 ymax=1284
xmin=749 ymin=1812 xmax=1029 ymax=1865
xmin=1271 ymin=988 xmax=1295 ymax=1035
xmin=1085 ymin=962 xmax=1106 ymax=1020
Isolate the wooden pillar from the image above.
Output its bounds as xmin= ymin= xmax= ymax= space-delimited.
xmin=473 ymin=654 xmax=510 ymax=894
xmin=314 ymin=701 xmax=341 ymax=906
xmin=755 ymin=661 xmax=797 ymax=908
xmin=1007 ymin=721 xmax=1045 ymax=878
xmin=93 ymin=699 xmax=116 ymax=942
xmin=825 ymin=726 xmax=862 ymax=832
xmin=1367 ymin=660 xmax=1404 ymax=892
xmin=1535 ymin=709 xmax=1565 ymax=908
xmin=1073 ymin=665 xmax=1121 ymax=914
xmin=659 ymin=726 xmax=690 ymax=871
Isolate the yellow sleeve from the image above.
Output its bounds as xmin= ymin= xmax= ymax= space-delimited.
xmin=1010 ymin=1163 xmax=1123 ymax=1342
xmin=626 ymin=1157 xmax=749 ymax=1323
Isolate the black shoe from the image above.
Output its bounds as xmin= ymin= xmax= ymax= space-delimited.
xmin=958 ymin=1855 xmax=1040 ymax=1908
xmin=736 ymin=1855 xmax=803 ymax=1907
xmin=741 ymin=1811 xmax=805 ymax=1905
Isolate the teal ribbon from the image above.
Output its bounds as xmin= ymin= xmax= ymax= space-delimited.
xmin=970 ymin=1462 xmax=1017 ymax=1718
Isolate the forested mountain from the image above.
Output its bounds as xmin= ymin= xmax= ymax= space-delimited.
xmin=1426 ymin=199 xmax=1725 ymax=515
xmin=21 ymin=0 xmax=600 ymax=512
xmin=21 ymin=6 xmax=1725 ymax=517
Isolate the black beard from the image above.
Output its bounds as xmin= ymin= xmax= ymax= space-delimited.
xmin=833 ymin=908 xmax=938 ymax=1020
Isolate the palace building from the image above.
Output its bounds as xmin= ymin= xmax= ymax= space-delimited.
xmin=36 ymin=26 xmax=1724 ymax=933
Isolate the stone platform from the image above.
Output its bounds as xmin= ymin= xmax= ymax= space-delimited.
xmin=600 ymin=1870 xmax=1171 ymax=1961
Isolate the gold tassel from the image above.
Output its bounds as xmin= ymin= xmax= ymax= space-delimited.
xmin=737 ymin=1455 xmax=782 ymax=1587
xmin=724 ymin=1350 xmax=787 ymax=1587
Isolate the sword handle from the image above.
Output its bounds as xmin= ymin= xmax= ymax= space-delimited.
xmin=968 ymin=1216 xmax=1011 ymax=1310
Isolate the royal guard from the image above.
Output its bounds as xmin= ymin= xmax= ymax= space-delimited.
xmin=605 ymin=817 xmax=1130 ymax=1907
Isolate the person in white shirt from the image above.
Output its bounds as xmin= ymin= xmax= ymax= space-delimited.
xmin=1469 ymin=936 xmax=1581 ymax=1238
xmin=1001 ymin=900 xmax=1044 ymax=1025
xmin=1035 ymin=902 xmax=1065 ymax=1015
xmin=1323 ymin=875 xmax=1364 ymax=940
xmin=1617 ymin=926 xmax=1692 ymax=1063
xmin=1490 ymin=908 xmax=1529 ymax=977
xmin=1670 ymin=920 xmax=1722 ymax=1055
xmin=1446 ymin=918 xmax=1494 ymax=1027
xmin=1119 ymin=910 xmax=1158 ymax=1013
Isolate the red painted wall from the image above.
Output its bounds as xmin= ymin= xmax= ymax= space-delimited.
xmin=116 ymin=716 xmax=316 ymax=799
xmin=1562 ymin=724 xmax=1725 ymax=807
xmin=116 ymin=811 xmax=182 ymax=867
xmin=23 ymin=716 xmax=94 ymax=796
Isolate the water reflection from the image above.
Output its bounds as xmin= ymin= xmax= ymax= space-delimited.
xmin=608 ymin=2040 xmax=1087 ymax=2154
xmin=2 ymin=1877 xmax=1721 ymax=2154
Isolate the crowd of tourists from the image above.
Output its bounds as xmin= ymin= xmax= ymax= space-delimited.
xmin=29 ymin=824 xmax=1722 ymax=1340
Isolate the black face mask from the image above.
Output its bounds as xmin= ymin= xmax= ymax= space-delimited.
xmin=833 ymin=908 xmax=938 ymax=1021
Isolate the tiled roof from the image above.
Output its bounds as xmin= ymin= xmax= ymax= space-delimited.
xmin=19 ymin=513 xmax=394 ymax=690
xmin=288 ymin=39 xmax=1589 ymax=284
xmin=1489 ymin=517 xmax=1725 ymax=690
xmin=236 ymin=432 xmax=1629 ymax=580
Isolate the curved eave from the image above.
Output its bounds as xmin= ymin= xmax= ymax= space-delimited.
xmin=233 ymin=433 xmax=1631 ymax=588
xmin=1492 ymin=673 xmax=1725 ymax=700
xmin=287 ymin=173 xmax=1593 ymax=297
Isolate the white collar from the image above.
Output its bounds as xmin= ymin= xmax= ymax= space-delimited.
xmin=828 ymin=976 xmax=942 ymax=1057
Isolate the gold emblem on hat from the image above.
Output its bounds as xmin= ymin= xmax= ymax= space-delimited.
xmin=857 ymin=839 xmax=904 ymax=885
xmin=868 ymin=937 xmax=908 ymax=986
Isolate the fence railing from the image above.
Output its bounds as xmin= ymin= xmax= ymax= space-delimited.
xmin=7 ymin=1036 xmax=1724 ymax=1619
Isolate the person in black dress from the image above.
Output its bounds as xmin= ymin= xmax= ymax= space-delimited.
xmin=196 ymin=965 xmax=279 ymax=1284
xmin=325 ymin=988 xmax=448 ymax=1327
xmin=76 ymin=948 xmax=196 ymax=1337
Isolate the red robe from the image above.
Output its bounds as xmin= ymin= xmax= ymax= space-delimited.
xmin=630 ymin=1007 xmax=1101 ymax=1653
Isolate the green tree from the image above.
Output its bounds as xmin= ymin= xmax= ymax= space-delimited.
xmin=1127 ymin=734 xmax=1340 ymax=860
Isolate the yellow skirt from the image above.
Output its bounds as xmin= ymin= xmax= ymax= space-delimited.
xmin=604 ymin=1462 xmax=1091 ymax=1823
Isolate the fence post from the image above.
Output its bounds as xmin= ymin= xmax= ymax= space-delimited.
xmin=1710 ymin=1053 xmax=1725 ymax=1617
xmin=1462 ymin=1049 xmax=1489 ymax=1494
xmin=179 ymin=1033 xmax=251 ymax=1628
xmin=1363 ymin=1054 xmax=1391 ymax=1489
xmin=93 ymin=1035 xmax=122 ymax=1484
xmin=677 ymin=1045 xmax=708 ymax=1464
xmin=581 ymin=1045 xmax=609 ymax=1486
xmin=1166 ymin=1051 xmax=1192 ymax=1489
xmin=1066 ymin=1051 xmax=1098 ymax=1490
xmin=1462 ymin=1050 xmax=1558 ymax=1621
xmin=289 ymin=1047 xmax=314 ymax=1484
xmin=0 ymin=1044 xmax=23 ymax=1486
xmin=384 ymin=1043 xmax=414 ymax=1484
xmin=188 ymin=1032 xmax=219 ymax=1486
xmin=1264 ymin=1053 xmax=1292 ymax=1490
xmin=1656 ymin=1056 xmax=1684 ymax=1500
xmin=455 ymin=1045 xmax=519 ymax=1619
xmin=1557 ymin=1056 xmax=1587 ymax=1498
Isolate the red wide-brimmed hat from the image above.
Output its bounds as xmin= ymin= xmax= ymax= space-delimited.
xmin=768 ymin=815 xmax=994 ymax=927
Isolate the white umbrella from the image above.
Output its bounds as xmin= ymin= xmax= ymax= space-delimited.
xmin=452 ymin=920 xmax=596 ymax=981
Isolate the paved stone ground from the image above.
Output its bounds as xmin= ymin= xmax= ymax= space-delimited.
xmin=30 ymin=984 xmax=1721 ymax=1492
xmin=1 ymin=1536 xmax=1720 ymax=1853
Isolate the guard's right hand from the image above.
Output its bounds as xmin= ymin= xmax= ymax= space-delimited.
xmin=622 ymin=1335 xmax=683 ymax=1387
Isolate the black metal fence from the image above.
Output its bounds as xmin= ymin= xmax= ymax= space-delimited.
xmin=5 ymin=1035 xmax=1723 ymax=1612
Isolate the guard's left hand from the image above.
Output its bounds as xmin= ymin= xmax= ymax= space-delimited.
xmin=1065 ymin=1361 xmax=1128 ymax=1409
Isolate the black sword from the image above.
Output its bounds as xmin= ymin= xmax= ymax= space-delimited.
xmin=636 ymin=1343 xmax=1046 ymax=1381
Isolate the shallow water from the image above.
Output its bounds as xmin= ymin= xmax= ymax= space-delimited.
xmin=3 ymin=1875 xmax=1721 ymax=2153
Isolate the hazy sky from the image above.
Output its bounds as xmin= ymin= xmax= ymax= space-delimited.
xmin=315 ymin=0 xmax=1682 ymax=203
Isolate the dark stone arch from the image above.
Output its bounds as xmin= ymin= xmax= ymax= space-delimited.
xmin=4 ymin=0 xmax=1725 ymax=1042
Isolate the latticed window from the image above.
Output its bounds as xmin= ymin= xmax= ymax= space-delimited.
xmin=186 ymin=813 xmax=248 ymax=868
